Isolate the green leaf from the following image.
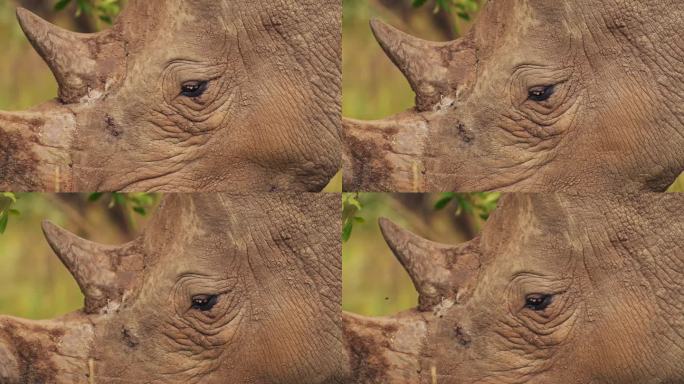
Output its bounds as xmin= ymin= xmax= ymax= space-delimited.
xmin=132 ymin=206 xmax=146 ymax=216
xmin=54 ymin=0 xmax=72 ymax=11
xmin=112 ymin=193 xmax=125 ymax=206
xmin=353 ymin=217 xmax=365 ymax=224
xmin=412 ymin=0 xmax=428 ymax=7
xmin=75 ymin=0 xmax=93 ymax=15
xmin=88 ymin=192 xmax=104 ymax=202
xmin=434 ymin=192 xmax=456 ymax=210
xmin=342 ymin=220 xmax=354 ymax=242
xmin=1 ymin=192 xmax=17 ymax=203
xmin=0 ymin=212 xmax=9 ymax=234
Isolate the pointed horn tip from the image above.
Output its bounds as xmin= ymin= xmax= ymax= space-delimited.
xmin=41 ymin=220 xmax=66 ymax=249
xmin=15 ymin=7 xmax=43 ymax=33
xmin=377 ymin=217 xmax=399 ymax=237
xmin=369 ymin=18 xmax=395 ymax=37
xmin=41 ymin=219 xmax=59 ymax=237
xmin=378 ymin=218 xmax=412 ymax=256
xmin=369 ymin=18 xmax=401 ymax=48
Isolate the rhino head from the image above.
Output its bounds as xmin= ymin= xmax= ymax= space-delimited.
xmin=0 ymin=0 xmax=341 ymax=192
xmin=344 ymin=194 xmax=684 ymax=383
xmin=0 ymin=193 xmax=348 ymax=383
xmin=343 ymin=0 xmax=684 ymax=192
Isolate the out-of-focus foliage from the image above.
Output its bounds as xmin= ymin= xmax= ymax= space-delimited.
xmin=87 ymin=192 xmax=159 ymax=217
xmin=0 ymin=192 xmax=159 ymax=235
xmin=54 ymin=0 xmax=122 ymax=24
xmin=413 ymin=0 xmax=481 ymax=23
xmin=343 ymin=193 xmax=496 ymax=316
xmin=0 ymin=192 xmax=19 ymax=234
xmin=342 ymin=193 xmax=364 ymax=242
xmin=434 ymin=192 xmax=500 ymax=221
xmin=0 ymin=1 xmax=57 ymax=110
xmin=0 ymin=194 xmax=157 ymax=319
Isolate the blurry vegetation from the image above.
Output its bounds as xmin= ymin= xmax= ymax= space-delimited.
xmin=343 ymin=192 xmax=497 ymax=316
xmin=412 ymin=0 xmax=481 ymax=34
xmin=0 ymin=194 xmax=158 ymax=319
xmin=342 ymin=0 xmax=492 ymax=317
xmin=53 ymin=0 xmax=123 ymax=24
xmin=0 ymin=193 xmax=19 ymax=234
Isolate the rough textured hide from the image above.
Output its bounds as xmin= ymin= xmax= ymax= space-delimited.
xmin=1 ymin=0 xmax=342 ymax=192
xmin=0 ymin=193 xmax=349 ymax=384
xmin=343 ymin=194 xmax=684 ymax=384
xmin=344 ymin=0 xmax=684 ymax=192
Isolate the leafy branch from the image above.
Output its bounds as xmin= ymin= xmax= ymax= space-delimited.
xmin=87 ymin=193 xmax=160 ymax=216
xmin=434 ymin=192 xmax=500 ymax=221
xmin=342 ymin=193 xmax=365 ymax=242
xmin=412 ymin=0 xmax=481 ymax=21
xmin=0 ymin=193 xmax=20 ymax=234
xmin=54 ymin=0 xmax=123 ymax=24
xmin=0 ymin=193 xmax=159 ymax=235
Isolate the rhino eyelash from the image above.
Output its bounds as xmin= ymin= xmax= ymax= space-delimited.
xmin=180 ymin=80 xmax=209 ymax=98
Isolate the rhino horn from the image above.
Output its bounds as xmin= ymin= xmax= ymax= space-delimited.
xmin=16 ymin=8 xmax=123 ymax=104
xmin=42 ymin=221 xmax=143 ymax=314
xmin=379 ymin=218 xmax=481 ymax=311
xmin=343 ymin=114 xmax=429 ymax=192
xmin=370 ymin=19 xmax=459 ymax=111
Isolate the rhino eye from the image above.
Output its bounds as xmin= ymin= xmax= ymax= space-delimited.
xmin=528 ymin=85 xmax=555 ymax=102
xmin=181 ymin=81 xmax=208 ymax=98
xmin=191 ymin=294 xmax=218 ymax=311
xmin=524 ymin=293 xmax=553 ymax=311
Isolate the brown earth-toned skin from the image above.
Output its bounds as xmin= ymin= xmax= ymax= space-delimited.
xmin=0 ymin=194 xmax=349 ymax=384
xmin=0 ymin=0 xmax=341 ymax=192
xmin=344 ymin=0 xmax=684 ymax=192
xmin=343 ymin=194 xmax=684 ymax=383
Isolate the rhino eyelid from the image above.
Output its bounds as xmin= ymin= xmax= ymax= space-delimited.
xmin=180 ymin=80 xmax=209 ymax=98
xmin=190 ymin=294 xmax=219 ymax=311
xmin=527 ymin=85 xmax=555 ymax=102
xmin=524 ymin=293 xmax=554 ymax=311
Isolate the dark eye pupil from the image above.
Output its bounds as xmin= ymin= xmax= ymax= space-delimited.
xmin=528 ymin=85 xmax=554 ymax=102
xmin=525 ymin=294 xmax=552 ymax=311
xmin=181 ymin=81 xmax=208 ymax=98
xmin=191 ymin=295 xmax=218 ymax=311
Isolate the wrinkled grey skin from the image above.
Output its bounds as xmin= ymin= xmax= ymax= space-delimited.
xmin=0 ymin=194 xmax=349 ymax=384
xmin=0 ymin=0 xmax=341 ymax=192
xmin=344 ymin=194 xmax=684 ymax=383
xmin=343 ymin=0 xmax=684 ymax=192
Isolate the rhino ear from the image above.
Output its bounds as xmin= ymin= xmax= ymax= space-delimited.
xmin=379 ymin=218 xmax=481 ymax=311
xmin=370 ymin=19 xmax=452 ymax=111
xmin=42 ymin=221 xmax=143 ymax=314
xmin=16 ymin=8 xmax=122 ymax=104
